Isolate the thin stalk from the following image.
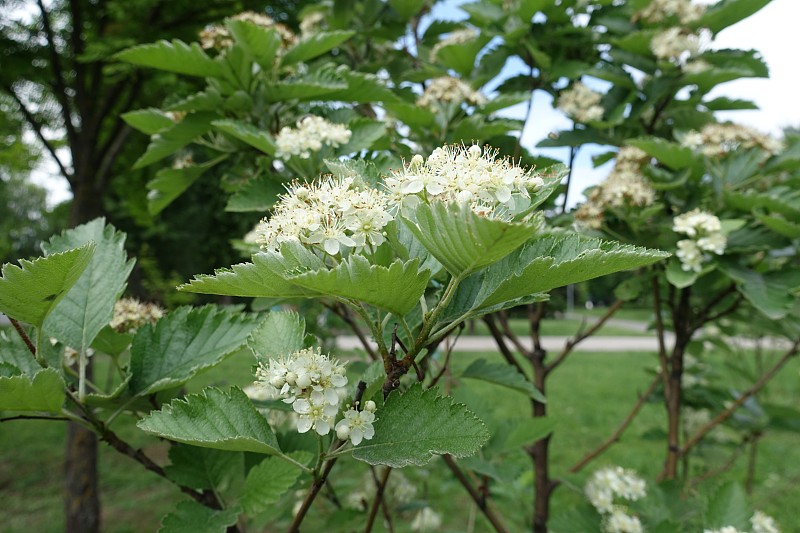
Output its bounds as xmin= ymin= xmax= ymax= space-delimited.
xmin=364 ymin=467 xmax=392 ymax=533
xmin=442 ymin=455 xmax=510 ymax=533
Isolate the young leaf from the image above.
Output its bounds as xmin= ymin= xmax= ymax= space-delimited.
xmin=133 ymin=112 xmax=217 ymax=169
xmin=246 ymin=311 xmax=307 ymax=363
xmin=704 ymin=482 xmax=750 ymax=530
xmin=158 ymin=501 xmax=239 ymax=533
xmin=627 ymin=137 xmax=698 ymax=170
xmin=282 ymin=30 xmax=355 ymax=65
xmin=461 ymin=358 xmax=545 ymax=403
xmin=0 ymin=368 xmax=65 ymax=412
xmin=137 ymin=387 xmax=282 ymax=455
xmin=122 ymin=108 xmax=174 ymax=135
xmin=225 ymin=175 xmax=285 ymax=212
xmin=240 ymin=452 xmax=311 ymax=515
xmin=0 ymin=243 xmax=94 ymax=327
xmin=164 ymin=445 xmax=244 ymax=492
xmin=211 ymin=119 xmax=276 ymax=155
xmin=718 ymin=262 xmax=800 ymax=320
xmin=287 ymin=257 xmax=430 ymax=315
xmin=0 ymin=329 xmax=40 ymax=376
xmin=351 ymin=383 xmax=489 ymax=467
xmin=129 ymin=306 xmax=262 ymax=395
xmin=42 ymin=219 xmax=135 ymax=355
xmin=696 ymin=0 xmax=770 ymax=34
xmin=147 ymin=156 xmax=227 ymax=215
xmin=666 ymin=259 xmax=699 ymax=289
xmin=226 ymin=20 xmax=281 ymax=70
xmin=402 ymin=202 xmax=534 ymax=277
xmin=116 ymin=39 xmax=226 ymax=78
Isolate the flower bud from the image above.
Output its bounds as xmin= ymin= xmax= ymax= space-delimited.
xmin=336 ymin=424 xmax=351 ymax=441
xmin=364 ymin=400 xmax=377 ymax=413
xmin=285 ymin=371 xmax=298 ymax=385
xmin=296 ymin=374 xmax=312 ymax=388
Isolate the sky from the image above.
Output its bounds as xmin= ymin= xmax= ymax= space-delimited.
xmin=32 ymin=0 xmax=800 ymax=208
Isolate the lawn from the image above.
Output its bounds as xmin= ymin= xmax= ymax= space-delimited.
xmin=2 ymin=344 xmax=798 ymax=532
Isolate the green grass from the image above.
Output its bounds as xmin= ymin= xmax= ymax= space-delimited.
xmin=2 ymin=346 xmax=798 ymax=532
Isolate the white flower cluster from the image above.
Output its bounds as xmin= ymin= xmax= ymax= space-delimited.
xmin=682 ymin=123 xmax=784 ymax=158
xmin=109 ymin=298 xmax=164 ymax=334
xmin=199 ymin=11 xmax=297 ymax=50
xmin=417 ymin=76 xmax=487 ymax=108
xmin=255 ymin=175 xmax=392 ymax=256
xmin=300 ymin=11 xmax=326 ymax=35
xmin=411 ymin=507 xmax=442 ymax=532
xmin=557 ymin=82 xmax=605 ymax=123
xmin=255 ymin=347 xmax=348 ymax=435
xmin=385 ymin=144 xmax=545 ymax=219
xmin=335 ymin=400 xmax=377 ymax=445
xmin=673 ymin=209 xmax=726 ymax=272
xmin=585 ymin=466 xmax=646 ymax=533
xmin=345 ymin=470 xmax=417 ymax=512
xmin=430 ymin=27 xmax=479 ymax=61
xmin=705 ymin=512 xmax=780 ymax=533
xmin=574 ymin=146 xmax=655 ymax=230
xmin=275 ymin=116 xmax=352 ymax=160
xmin=634 ymin=0 xmax=705 ymax=24
xmin=651 ymin=27 xmax=702 ymax=62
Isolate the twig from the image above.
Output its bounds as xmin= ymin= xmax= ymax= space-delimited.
xmin=9 ymin=318 xmax=38 ymax=359
xmin=428 ymin=324 xmax=462 ymax=388
xmin=365 ymin=467 xmax=392 ymax=533
xmin=326 ymin=302 xmax=377 ymax=360
xmin=685 ymin=434 xmax=753 ymax=491
xmin=497 ymin=311 xmax=530 ymax=356
xmin=652 ymin=274 xmax=671 ymax=402
xmin=482 ymin=316 xmax=528 ymax=376
xmin=442 ymin=455 xmax=510 ymax=533
xmin=546 ymin=300 xmax=623 ymax=375
xmin=1 ymin=415 xmax=70 ymax=422
xmin=569 ymin=374 xmax=660 ymax=473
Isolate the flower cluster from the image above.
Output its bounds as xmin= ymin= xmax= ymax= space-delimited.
xmin=255 ymin=175 xmax=392 ymax=256
xmin=199 ymin=11 xmax=297 ymax=51
xmin=385 ymin=144 xmax=545 ymax=219
xmin=682 ymin=123 xmax=784 ymax=158
xmin=585 ymin=466 xmax=646 ymax=533
xmin=335 ymin=400 xmax=377 ymax=445
xmin=430 ymin=27 xmax=479 ymax=61
xmin=255 ymin=347 xmax=348 ymax=435
xmin=299 ymin=11 xmax=326 ymax=35
xmin=574 ymin=146 xmax=655 ymax=230
xmin=557 ymin=82 xmax=604 ymax=123
xmin=411 ymin=507 xmax=442 ymax=532
xmin=275 ymin=116 xmax=352 ymax=160
xmin=109 ymin=298 xmax=164 ymax=334
xmin=416 ymin=76 xmax=486 ymax=108
xmin=650 ymin=27 xmax=702 ymax=62
xmin=673 ymin=209 xmax=726 ymax=272
xmin=634 ymin=0 xmax=705 ymax=24
xmin=705 ymin=511 xmax=780 ymax=533
xmin=345 ymin=470 xmax=417 ymax=512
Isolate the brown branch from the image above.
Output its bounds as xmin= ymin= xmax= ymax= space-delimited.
xmin=529 ymin=303 xmax=545 ymax=353
xmin=1 ymin=415 xmax=70 ymax=422
xmin=364 ymin=467 xmax=392 ymax=533
xmin=483 ymin=316 xmax=528 ymax=376
xmin=441 ymin=455 xmax=510 ymax=533
xmin=679 ymin=339 xmax=800 ymax=456
xmin=702 ymin=294 xmax=744 ymax=325
xmin=498 ymin=311 xmax=529 ymax=356
xmin=569 ymin=374 xmax=660 ymax=473
xmin=9 ymin=318 xmax=37 ymax=358
xmin=692 ymin=284 xmax=737 ymax=328
xmin=428 ymin=324 xmax=461 ymax=388
xmin=685 ymin=434 xmax=754 ymax=491
xmin=546 ymin=299 xmax=623 ymax=375
xmin=652 ymin=274 xmax=671 ymax=401
xmin=327 ymin=302 xmax=377 ymax=360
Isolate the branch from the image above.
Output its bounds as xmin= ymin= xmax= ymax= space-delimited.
xmin=441 ymin=455 xmax=510 ymax=533
xmin=1 ymin=415 xmax=70 ymax=422
xmin=483 ymin=316 xmax=528 ymax=376
xmin=498 ymin=311 xmax=529 ymax=356
xmin=702 ymin=294 xmax=744 ymax=325
xmin=529 ymin=303 xmax=545 ymax=354
xmin=568 ymin=374 xmax=660 ymax=473
xmin=652 ymin=274 xmax=671 ymax=401
xmin=679 ymin=339 xmax=800 ymax=455
xmin=685 ymin=433 xmax=754 ymax=491
xmin=364 ymin=467 xmax=392 ymax=533
xmin=9 ymin=318 xmax=37 ymax=358
xmin=428 ymin=324 xmax=461 ymax=388
xmin=546 ymin=300 xmax=623 ymax=375
xmin=692 ymin=284 xmax=737 ymax=328
xmin=326 ymin=302 xmax=377 ymax=361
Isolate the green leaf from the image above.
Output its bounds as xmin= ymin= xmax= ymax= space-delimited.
xmin=129 ymin=306 xmax=261 ymax=395
xmin=122 ymin=109 xmax=174 ymax=135
xmin=0 ymin=244 xmax=94 ymax=327
xmin=628 ymin=137 xmax=698 ymax=170
xmin=133 ymin=112 xmax=217 ymax=169
xmin=389 ymin=0 xmax=425 ymax=19
xmin=282 ymin=31 xmax=355 ymax=65
xmin=266 ymin=78 xmax=348 ymax=102
xmin=147 ymin=156 xmax=226 ymax=215
xmin=666 ymin=259 xmax=699 ymax=289
xmin=164 ymin=444 xmax=243 ymax=492
xmin=705 ymin=482 xmax=750 ymax=530
xmin=461 ymin=358 xmax=545 ymax=403
xmin=549 ymin=504 xmax=603 ymax=533
xmin=0 ymin=330 xmax=40 ymax=376
xmin=246 ymin=311 xmax=307 ymax=363
xmin=158 ymin=501 xmax=239 ymax=533
xmin=718 ymin=262 xmax=800 ymax=320
xmin=402 ymin=202 xmax=535 ymax=277
xmin=42 ymin=219 xmax=134 ymax=355
xmin=351 ymin=383 xmax=489 ymax=467
xmin=0 ymin=368 xmax=65 ymax=412
xmin=288 ymin=257 xmax=429 ymax=315
xmin=323 ymin=69 xmax=401 ymax=104
xmin=337 ymin=119 xmax=386 ymax=154
xmin=116 ymin=39 xmax=225 ymax=78
xmin=226 ymin=175 xmax=285 ymax=213
xmin=695 ymin=0 xmax=770 ymax=34
xmin=212 ymin=119 xmax=275 ymax=155
xmin=138 ymin=387 xmax=281 ymax=455
xmin=240 ymin=452 xmax=311 ymax=515
xmin=226 ymin=20 xmax=281 ymax=69
xmin=504 ymin=418 xmax=557 ymax=450
xmin=90 ymin=326 xmax=133 ymax=357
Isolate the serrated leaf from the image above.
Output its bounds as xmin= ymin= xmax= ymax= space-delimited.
xmin=42 ymin=219 xmax=134 ymax=355
xmin=90 ymin=326 xmax=133 ymax=357
xmin=266 ymin=78 xmax=348 ymax=102
xmin=133 ymin=112 xmax=217 ymax=169
xmin=718 ymin=262 xmax=800 ymax=320
xmin=628 ymin=137 xmax=698 ymax=170
xmin=0 ymin=368 xmax=65 ymax=412
xmin=240 ymin=451 xmax=311 ymax=515
xmin=212 ymin=119 xmax=275 ymax=155
xmin=337 ymin=119 xmax=386 ymax=154
xmin=695 ymin=0 xmax=770 ymax=34
xmin=705 ymin=482 xmax=750 ymax=529
xmin=116 ymin=39 xmax=225 ymax=78
xmin=122 ymin=108 xmax=174 ymax=135
xmin=226 ymin=174 xmax=284 ymax=213
xmin=0 ymin=330 xmax=40 ymax=376
xmin=389 ymin=0 xmax=425 ymax=19
xmin=129 ymin=306 xmax=261 ymax=395
xmin=351 ymin=383 xmax=489 ymax=467
xmin=246 ymin=312 xmax=306 ymax=363
xmin=158 ymin=501 xmax=239 ymax=533
xmin=461 ymin=358 xmax=545 ymax=403
xmin=226 ymin=20 xmax=281 ymax=69
xmin=0 ymin=244 xmax=94 ymax=327
xmin=288 ymin=257 xmax=429 ymax=315
xmin=147 ymin=156 xmax=226 ymax=215
xmin=164 ymin=444 xmax=243 ymax=492
xmin=666 ymin=259 xmax=699 ymax=288
xmin=138 ymin=387 xmax=281 ymax=455
xmin=504 ymin=418 xmax=557 ymax=450
xmin=282 ymin=30 xmax=354 ymax=65
xmin=323 ymin=70 xmax=401 ymax=104
xmin=402 ymin=202 xmax=534 ymax=277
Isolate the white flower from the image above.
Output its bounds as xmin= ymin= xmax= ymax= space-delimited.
xmin=704 ymin=528 xmax=745 ymax=533
xmin=275 ymin=116 xmax=352 ymax=160
xmin=673 ymin=209 xmax=726 ymax=273
xmin=293 ymin=395 xmax=338 ymax=435
xmin=431 ymin=27 xmax=479 ymax=61
xmin=335 ymin=406 xmax=376 ymax=445
xmin=585 ymin=466 xmax=647 ymax=515
xmin=411 ymin=507 xmax=442 ymax=532
xmin=557 ymin=82 xmax=605 ymax=123
xmin=603 ymin=507 xmax=643 ymax=533
xmin=635 ymin=0 xmax=705 ymax=25
xmin=751 ymin=510 xmax=781 ymax=533
xmin=651 ymin=27 xmax=702 ymax=62
xmin=109 ymin=298 xmax=164 ymax=334
xmin=417 ymin=76 xmax=486 ymax=108
xmin=681 ymin=123 xmax=783 ymax=157
xmin=676 ymin=239 xmax=704 ymax=272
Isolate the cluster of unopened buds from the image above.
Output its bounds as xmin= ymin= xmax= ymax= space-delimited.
xmin=416 ymin=76 xmax=487 ymax=108
xmin=633 ymin=0 xmax=705 ymax=25
xmin=682 ymin=122 xmax=783 ymax=157
xmin=650 ymin=27 xmax=703 ymax=62
xmin=430 ymin=27 xmax=479 ymax=61
xmin=109 ymin=298 xmax=165 ymax=334
xmin=557 ymin=82 xmax=604 ymax=123
xmin=673 ymin=209 xmax=726 ymax=272
xmin=275 ymin=116 xmax=352 ymax=160
xmin=585 ymin=466 xmax=646 ymax=533
xmin=199 ymin=11 xmax=297 ymax=51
